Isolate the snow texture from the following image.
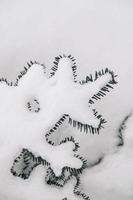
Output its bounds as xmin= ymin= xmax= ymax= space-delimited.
xmin=0 ymin=59 xmax=85 ymax=199
xmin=79 ymin=114 xmax=133 ymax=200
xmin=0 ymin=55 xmax=116 ymax=199
xmin=0 ymin=0 xmax=133 ymax=166
xmin=0 ymin=0 xmax=132 ymax=199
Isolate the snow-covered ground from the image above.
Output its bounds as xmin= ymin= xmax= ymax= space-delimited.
xmin=0 ymin=0 xmax=133 ymax=199
xmin=80 ymin=114 xmax=133 ymax=200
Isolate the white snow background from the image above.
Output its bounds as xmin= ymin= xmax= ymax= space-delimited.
xmin=0 ymin=0 xmax=133 ymax=199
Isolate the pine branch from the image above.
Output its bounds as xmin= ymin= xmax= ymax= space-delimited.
xmin=80 ymin=68 xmax=117 ymax=105
xmin=45 ymin=128 xmax=87 ymax=187
xmin=50 ymin=54 xmax=77 ymax=81
xmin=117 ymin=114 xmax=132 ymax=147
xmin=27 ymin=97 xmax=40 ymax=113
xmin=68 ymin=109 xmax=106 ymax=134
xmin=14 ymin=60 xmax=46 ymax=86
xmin=74 ymin=176 xmax=90 ymax=200
xmin=11 ymin=148 xmax=48 ymax=180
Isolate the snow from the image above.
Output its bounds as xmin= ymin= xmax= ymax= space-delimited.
xmin=0 ymin=54 xmax=116 ymax=199
xmin=80 ymin=114 xmax=133 ymax=200
xmin=0 ymin=57 xmax=111 ymax=199
xmin=0 ymin=63 xmax=85 ymax=199
xmin=0 ymin=165 xmax=82 ymax=200
xmin=0 ymin=61 xmax=88 ymax=179
xmin=0 ymin=0 xmax=133 ymax=199
xmin=0 ymin=0 xmax=132 ymax=166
